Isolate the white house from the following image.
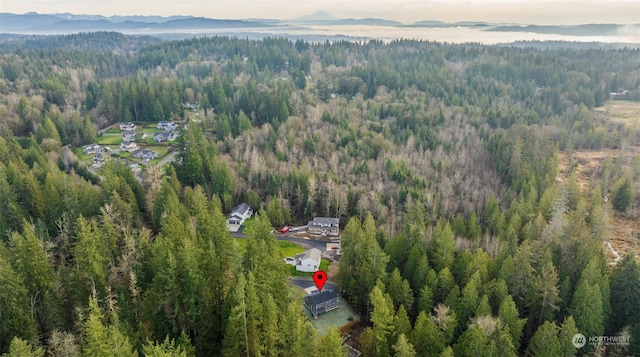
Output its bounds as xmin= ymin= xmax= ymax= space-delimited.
xmin=157 ymin=121 xmax=178 ymax=130
xmin=226 ymin=203 xmax=253 ymax=232
xmin=119 ymin=122 xmax=136 ymax=131
xmin=120 ymin=141 xmax=139 ymax=152
xmin=294 ymin=248 xmax=321 ymax=273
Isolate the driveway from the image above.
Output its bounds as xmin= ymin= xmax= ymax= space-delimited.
xmin=290 ymin=277 xmax=338 ymax=290
xmin=233 ymin=232 xmax=327 ymax=251
xmin=157 ymin=150 xmax=179 ymax=167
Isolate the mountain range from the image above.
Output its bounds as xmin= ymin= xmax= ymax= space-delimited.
xmin=1 ymin=11 xmax=638 ymax=38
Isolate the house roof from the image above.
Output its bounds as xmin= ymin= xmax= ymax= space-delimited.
xmin=311 ymin=217 xmax=339 ymax=226
xmin=297 ymin=248 xmax=321 ymax=263
xmin=132 ymin=149 xmax=156 ymax=158
xmin=304 ymin=290 xmax=337 ymax=305
xmin=231 ymin=203 xmax=251 ymax=216
xmin=228 ymin=213 xmax=244 ymax=220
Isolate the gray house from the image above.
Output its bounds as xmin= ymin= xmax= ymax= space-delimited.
xmin=154 ymin=131 xmax=178 ymax=142
xmin=304 ymin=290 xmax=338 ymax=319
xmin=123 ymin=130 xmax=136 ymax=142
xmin=307 ymin=217 xmax=340 ymax=236
xmin=132 ymin=149 xmax=158 ymax=161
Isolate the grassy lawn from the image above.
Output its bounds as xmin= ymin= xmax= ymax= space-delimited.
xmin=141 ymin=127 xmax=165 ymax=133
xmin=288 ymin=285 xmax=306 ymax=305
xmin=147 ymin=145 xmax=170 ymax=157
xmin=105 ymin=128 xmax=121 ymax=134
xmin=96 ymin=134 xmax=123 ymax=145
xmin=279 ymin=241 xmax=305 ymax=257
xmin=289 ymin=258 xmax=330 ymax=277
xmin=74 ymin=148 xmax=91 ymax=162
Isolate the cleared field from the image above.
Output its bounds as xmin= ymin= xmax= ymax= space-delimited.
xmin=558 ymin=100 xmax=640 ymax=265
xmin=594 ymin=100 xmax=640 ymax=127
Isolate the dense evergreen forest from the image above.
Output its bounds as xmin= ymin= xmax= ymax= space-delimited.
xmin=0 ymin=32 xmax=639 ymax=356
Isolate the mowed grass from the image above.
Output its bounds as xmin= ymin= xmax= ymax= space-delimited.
xmin=96 ymin=134 xmax=123 ymax=145
xmin=279 ymin=241 xmax=305 ymax=257
xmin=289 ymin=258 xmax=330 ymax=277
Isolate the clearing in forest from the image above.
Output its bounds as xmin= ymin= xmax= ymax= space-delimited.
xmin=558 ymin=100 xmax=640 ymax=265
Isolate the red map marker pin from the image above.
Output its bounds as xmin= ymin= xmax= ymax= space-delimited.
xmin=313 ymin=270 xmax=327 ymax=292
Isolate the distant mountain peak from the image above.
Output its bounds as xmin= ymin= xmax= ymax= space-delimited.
xmin=295 ymin=11 xmax=336 ymax=22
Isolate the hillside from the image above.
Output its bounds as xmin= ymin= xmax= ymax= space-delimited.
xmin=0 ymin=33 xmax=639 ymax=356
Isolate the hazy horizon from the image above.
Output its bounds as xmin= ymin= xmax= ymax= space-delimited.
xmin=3 ymin=0 xmax=640 ymax=25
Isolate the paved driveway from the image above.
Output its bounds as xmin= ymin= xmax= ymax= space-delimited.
xmin=290 ymin=277 xmax=338 ymax=291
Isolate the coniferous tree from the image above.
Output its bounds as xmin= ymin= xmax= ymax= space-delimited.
xmin=4 ymin=337 xmax=45 ymax=357
xmin=370 ymin=285 xmax=395 ymax=357
xmin=411 ymin=311 xmax=444 ymax=357
xmin=392 ymin=334 xmax=416 ymax=357
xmin=609 ymin=254 xmax=640 ymax=334
xmin=525 ymin=321 xmax=562 ymax=357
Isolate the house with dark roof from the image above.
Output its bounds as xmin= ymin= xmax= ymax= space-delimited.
xmin=226 ymin=203 xmax=253 ymax=232
xmin=157 ymin=121 xmax=178 ymax=131
xmin=92 ymin=153 xmax=106 ymax=168
xmin=119 ymin=122 xmax=136 ymax=131
xmin=154 ymin=131 xmax=178 ymax=142
xmin=82 ymin=144 xmax=101 ymax=155
xmin=132 ymin=149 xmax=158 ymax=161
xmin=307 ymin=217 xmax=340 ymax=236
xmin=123 ymin=130 xmax=136 ymax=142
xmin=304 ymin=290 xmax=338 ymax=319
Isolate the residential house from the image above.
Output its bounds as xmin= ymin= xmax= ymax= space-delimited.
xmin=304 ymin=290 xmax=338 ymax=319
xmin=132 ymin=149 xmax=158 ymax=161
xmin=157 ymin=121 xmax=178 ymax=130
xmin=226 ymin=203 xmax=253 ymax=232
xmin=294 ymin=248 xmax=321 ymax=273
xmin=119 ymin=122 xmax=136 ymax=131
xmin=82 ymin=144 xmax=101 ymax=155
xmin=154 ymin=131 xmax=178 ymax=142
xmin=183 ymin=102 xmax=199 ymax=111
xmin=122 ymin=130 xmax=136 ymax=142
xmin=307 ymin=217 xmax=340 ymax=236
xmin=92 ymin=153 xmax=105 ymax=168
xmin=120 ymin=141 xmax=139 ymax=152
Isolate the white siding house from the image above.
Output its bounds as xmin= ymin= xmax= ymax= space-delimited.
xmin=294 ymin=248 xmax=321 ymax=273
xmin=226 ymin=203 xmax=253 ymax=232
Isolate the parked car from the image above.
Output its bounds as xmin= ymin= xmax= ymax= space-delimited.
xmin=280 ymin=226 xmax=290 ymax=233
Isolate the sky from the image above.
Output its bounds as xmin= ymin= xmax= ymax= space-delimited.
xmin=2 ymin=0 xmax=639 ymax=25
